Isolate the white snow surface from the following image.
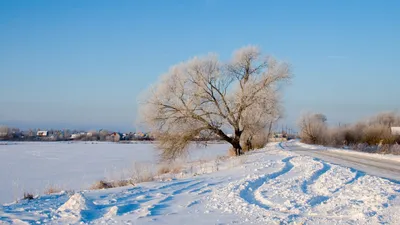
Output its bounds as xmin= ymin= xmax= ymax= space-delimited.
xmin=1 ymin=143 xmax=400 ymax=224
xmin=295 ymin=141 xmax=400 ymax=163
xmin=0 ymin=142 xmax=229 ymax=204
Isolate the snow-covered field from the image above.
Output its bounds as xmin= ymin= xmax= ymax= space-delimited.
xmin=1 ymin=142 xmax=400 ymax=224
xmin=0 ymin=142 xmax=229 ymax=204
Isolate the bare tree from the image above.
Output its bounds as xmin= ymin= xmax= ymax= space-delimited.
xmin=370 ymin=112 xmax=400 ymax=128
xmin=140 ymin=46 xmax=291 ymax=160
xmin=298 ymin=113 xmax=328 ymax=144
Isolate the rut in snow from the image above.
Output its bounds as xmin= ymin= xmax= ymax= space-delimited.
xmin=301 ymin=159 xmax=332 ymax=194
xmin=239 ymin=156 xmax=295 ymax=210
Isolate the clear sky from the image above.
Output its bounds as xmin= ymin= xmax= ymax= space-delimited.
xmin=1 ymin=0 xmax=399 ymax=132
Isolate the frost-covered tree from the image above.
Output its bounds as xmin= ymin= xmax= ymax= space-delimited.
xmin=370 ymin=112 xmax=400 ymax=127
xmin=0 ymin=125 xmax=9 ymax=138
xmin=140 ymin=46 xmax=291 ymax=160
xmin=298 ymin=113 xmax=328 ymax=144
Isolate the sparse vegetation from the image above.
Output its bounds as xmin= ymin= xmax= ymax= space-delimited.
xmin=130 ymin=162 xmax=155 ymax=183
xmin=23 ymin=192 xmax=34 ymax=200
xmin=157 ymin=164 xmax=183 ymax=175
xmin=89 ymin=151 xmax=245 ymax=191
xmin=298 ymin=112 xmax=400 ymax=154
xmin=90 ymin=180 xmax=132 ymax=190
xmin=90 ymin=180 xmax=115 ymax=190
xmin=44 ymin=186 xmax=62 ymax=195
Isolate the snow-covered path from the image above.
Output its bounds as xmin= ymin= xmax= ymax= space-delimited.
xmin=1 ymin=143 xmax=400 ymax=224
xmin=284 ymin=141 xmax=400 ymax=181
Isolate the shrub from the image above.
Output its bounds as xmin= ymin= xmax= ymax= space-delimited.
xmin=157 ymin=164 xmax=183 ymax=175
xmin=90 ymin=180 xmax=115 ymax=190
xmin=90 ymin=179 xmax=133 ymax=190
xmin=362 ymin=125 xmax=391 ymax=145
xmin=298 ymin=113 xmax=328 ymax=145
xmin=44 ymin=186 xmax=62 ymax=195
xmin=298 ymin=112 xmax=400 ymax=154
xmin=23 ymin=192 xmax=34 ymax=200
xmin=157 ymin=166 xmax=171 ymax=175
xmin=131 ymin=162 xmax=155 ymax=183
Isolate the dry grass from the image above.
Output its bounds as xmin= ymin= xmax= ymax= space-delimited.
xmin=91 ymin=163 xmax=158 ymax=190
xmin=170 ymin=166 xmax=182 ymax=174
xmin=44 ymin=186 xmax=62 ymax=195
xmin=157 ymin=164 xmax=183 ymax=176
xmin=157 ymin=166 xmax=171 ymax=175
xmin=114 ymin=180 xmax=130 ymax=187
xmin=228 ymin=148 xmax=237 ymax=157
xmin=90 ymin=180 xmax=115 ymax=190
xmin=130 ymin=162 xmax=155 ymax=183
xmin=90 ymin=179 xmax=133 ymax=190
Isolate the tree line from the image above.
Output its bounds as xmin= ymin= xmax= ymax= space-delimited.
xmin=298 ymin=112 xmax=400 ymax=154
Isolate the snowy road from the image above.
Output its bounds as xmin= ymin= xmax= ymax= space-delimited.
xmin=283 ymin=142 xmax=400 ymax=182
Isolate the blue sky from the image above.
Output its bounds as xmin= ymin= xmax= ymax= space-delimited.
xmin=0 ymin=0 xmax=399 ymax=131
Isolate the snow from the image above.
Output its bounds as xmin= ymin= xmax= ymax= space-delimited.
xmin=295 ymin=141 xmax=400 ymax=163
xmin=1 ymin=142 xmax=400 ymax=224
xmin=286 ymin=141 xmax=400 ymax=181
xmin=0 ymin=142 xmax=229 ymax=204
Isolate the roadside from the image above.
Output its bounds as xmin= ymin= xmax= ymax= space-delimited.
xmin=282 ymin=141 xmax=400 ymax=182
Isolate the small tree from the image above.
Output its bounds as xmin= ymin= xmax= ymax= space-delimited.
xmin=140 ymin=46 xmax=291 ymax=160
xmin=298 ymin=113 xmax=328 ymax=144
xmin=371 ymin=112 xmax=397 ymax=128
xmin=99 ymin=130 xmax=109 ymax=141
xmin=0 ymin=126 xmax=10 ymax=140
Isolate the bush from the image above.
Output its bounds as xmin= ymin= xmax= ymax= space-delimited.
xmin=90 ymin=180 xmax=132 ymax=190
xmin=157 ymin=164 xmax=183 ymax=175
xmin=362 ymin=125 xmax=391 ymax=145
xmin=90 ymin=180 xmax=115 ymax=190
xmin=44 ymin=186 xmax=62 ymax=195
xmin=131 ymin=162 xmax=154 ymax=183
xmin=23 ymin=192 xmax=34 ymax=200
xmin=298 ymin=113 xmax=328 ymax=145
xmin=298 ymin=112 xmax=400 ymax=155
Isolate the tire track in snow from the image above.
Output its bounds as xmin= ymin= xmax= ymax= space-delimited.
xmin=146 ymin=180 xmax=205 ymax=216
xmin=300 ymin=159 xmax=332 ymax=208
xmin=301 ymin=159 xmax=331 ymax=194
xmin=188 ymin=181 xmax=224 ymax=195
xmin=239 ymin=156 xmax=295 ymax=210
xmin=332 ymin=168 xmax=365 ymax=193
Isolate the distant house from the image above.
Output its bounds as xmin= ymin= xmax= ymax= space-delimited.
xmin=111 ymin=132 xmax=121 ymax=142
xmin=391 ymin=127 xmax=400 ymax=135
xmin=0 ymin=132 xmax=8 ymax=138
xmin=70 ymin=134 xmax=82 ymax=140
xmin=37 ymin=131 xmax=48 ymax=137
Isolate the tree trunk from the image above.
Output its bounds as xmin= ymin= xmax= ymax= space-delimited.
xmin=267 ymin=121 xmax=274 ymax=143
xmin=233 ymin=129 xmax=243 ymax=156
xmin=231 ymin=138 xmax=242 ymax=156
